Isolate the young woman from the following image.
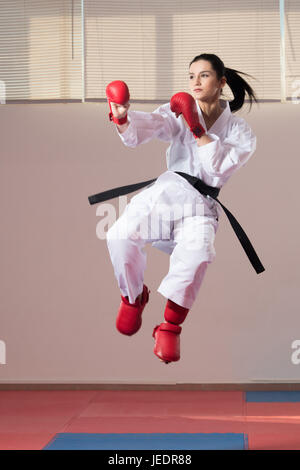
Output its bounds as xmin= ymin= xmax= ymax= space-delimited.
xmin=100 ymin=53 xmax=261 ymax=364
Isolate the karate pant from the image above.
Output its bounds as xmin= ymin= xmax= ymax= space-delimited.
xmin=106 ymin=181 xmax=219 ymax=309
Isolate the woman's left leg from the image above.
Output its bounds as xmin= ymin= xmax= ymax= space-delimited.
xmin=154 ymin=215 xmax=218 ymax=363
xmin=157 ymin=215 xmax=218 ymax=309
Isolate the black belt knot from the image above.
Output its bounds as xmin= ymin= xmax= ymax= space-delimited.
xmin=174 ymin=171 xmax=220 ymax=199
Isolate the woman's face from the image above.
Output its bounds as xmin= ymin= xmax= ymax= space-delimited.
xmin=188 ymin=59 xmax=226 ymax=103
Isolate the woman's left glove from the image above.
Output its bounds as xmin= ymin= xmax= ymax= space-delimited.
xmin=170 ymin=92 xmax=206 ymax=139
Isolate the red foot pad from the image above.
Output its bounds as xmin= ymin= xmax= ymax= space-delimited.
xmin=164 ymin=299 xmax=189 ymax=324
xmin=116 ymin=284 xmax=150 ymax=336
xmin=152 ymin=322 xmax=182 ymax=363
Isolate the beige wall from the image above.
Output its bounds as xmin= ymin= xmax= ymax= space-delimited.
xmin=0 ymin=100 xmax=299 ymax=384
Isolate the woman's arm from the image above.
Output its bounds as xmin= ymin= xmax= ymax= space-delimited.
xmin=197 ymin=118 xmax=257 ymax=178
xmin=114 ymin=103 xmax=179 ymax=148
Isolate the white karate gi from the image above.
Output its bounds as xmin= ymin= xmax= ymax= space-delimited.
xmin=106 ymin=98 xmax=256 ymax=308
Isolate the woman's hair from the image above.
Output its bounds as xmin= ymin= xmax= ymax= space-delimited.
xmin=189 ymin=53 xmax=258 ymax=112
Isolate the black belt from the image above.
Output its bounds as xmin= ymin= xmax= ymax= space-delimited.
xmin=88 ymin=171 xmax=265 ymax=274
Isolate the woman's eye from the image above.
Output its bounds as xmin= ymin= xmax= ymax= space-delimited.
xmin=189 ymin=74 xmax=208 ymax=79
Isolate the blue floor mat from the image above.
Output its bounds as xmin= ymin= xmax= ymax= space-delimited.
xmin=44 ymin=432 xmax=248 ymax=450
xmin=246 ymin=391 xmax=300 ymax=402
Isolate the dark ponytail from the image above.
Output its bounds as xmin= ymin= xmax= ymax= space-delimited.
xmin=189 ymin=53 xmax=258 ymax=113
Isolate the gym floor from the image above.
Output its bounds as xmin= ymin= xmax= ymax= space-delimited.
xmin=0 ymin=390 xmax=300 ymax=450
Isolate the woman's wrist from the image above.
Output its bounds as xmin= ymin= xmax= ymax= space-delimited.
xmin=116 ymin=121 xmax=130 ymax=133
xmin=196 ymin=133 xmax=214 ymax=146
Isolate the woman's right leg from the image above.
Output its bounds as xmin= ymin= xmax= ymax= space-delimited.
xmin=106 ymin=208 xmax=151 ymax=335
xmin=106 ymin=196 xmax=157 ymax=305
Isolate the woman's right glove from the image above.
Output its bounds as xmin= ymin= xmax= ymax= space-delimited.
xmin=170 ymin=92 xmax=206 ymax=139
xmin=106 ymin=80 xmax=130 ymax=125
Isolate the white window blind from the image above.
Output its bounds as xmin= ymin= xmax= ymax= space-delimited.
xmin=0 ymin=0 xmax=298 ymax=103
xmin=0 ymin=0 xmax=82 ymax=102
xmin=85 ymin=0 xmax=281 ymax=102
xmin=286 ymin=0 xmax=300 ymax=101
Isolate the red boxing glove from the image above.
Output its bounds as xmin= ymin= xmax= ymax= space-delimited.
xmin=170 ymin=92 xmax=206 ymax=139
xmin=106 ymin=80 xmax=130 ymax=125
